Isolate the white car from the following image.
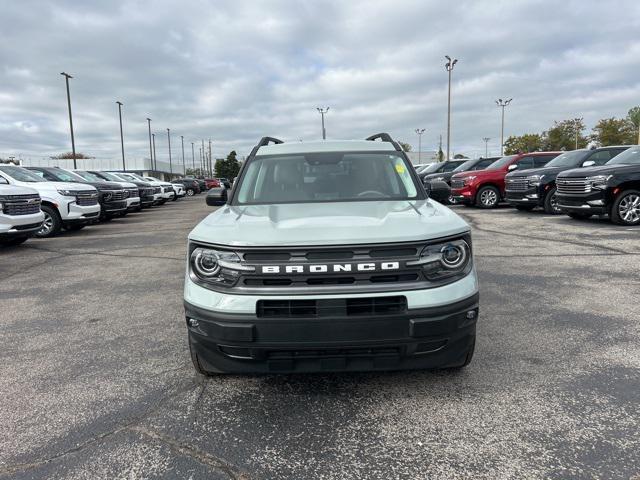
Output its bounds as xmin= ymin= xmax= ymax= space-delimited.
xmin=0 ymin=182 xmax=45 ymax=246
xmin=171 ymin=183 xmax=185 ymax=200
xmin=0 ymin=165 xmax=100 ymax=237
xmin=98 ymin=171 xmax=162 ymax=205
xmin=142 ymin=176 xmax=175 ymax=203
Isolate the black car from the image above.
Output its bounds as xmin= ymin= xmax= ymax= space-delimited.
xmin=423 ymin=157 xmax=499 ymax=185
xmin=89 ymin=171 xmax=156 ymax=209
xmin=174 ymin=178 xmax=201 ymax=196
xmin=505 ymin=146 xmax=630 ymax=214
xmin=25 ymin=167 xmax=129 ymax=220
xmin=417 ymin=160 xmax=467 ymax=181
xmin=555 ymin=145 xmax=640 ymax=225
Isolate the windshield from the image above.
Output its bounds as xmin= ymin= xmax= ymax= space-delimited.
xmin=47 ymin=168 xmax=87 ymax=183
xmin=235 ymin=152 xmax=420 ymax=205
xmin=453 ymin=160 xmax=476 ymax=172
xmin=606 ymin=146 xmax=640 ymax=165
xmin=74 ymin=170 xmax=103 ymax=182
xmin=93 ymin=171 xmax=122 ymax=182
xmin=115 ymin=173 xmax=140 ymax=182
xmin=485 ymin=155 xmax=517 ymax=170
xmin=418 ymin=163 xmax=441 ymax=174
xmin=0 ymin=165 xmax=46 ymax=182
xmin=544 ymin=150 xmax=588 ymax=167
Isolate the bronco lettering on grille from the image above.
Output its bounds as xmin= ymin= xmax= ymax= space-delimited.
xmin=260 ymin=262 xmax=400 ymax=274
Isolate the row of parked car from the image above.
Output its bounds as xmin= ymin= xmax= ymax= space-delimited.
xmin=419 ymin=145 xmax=640 ymax=226
xmin=0 ymin=166 xmax=211 ymax=246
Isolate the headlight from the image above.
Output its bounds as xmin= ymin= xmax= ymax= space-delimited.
xmin=527 ymin=174 xmax=545 ymax=186
xmin=433 ymin=176 xmax=445 ymax=181
xmin=57 ymin=189 xmax=77 ymax=197
xmin=408 ymin=238 xmax=472 ymax=281
xmin=587 ymin=175 xmax=611 ymax=190
xmin=463 ymin=176 xmax=477 ymax=185
xmin=190 ymin=246 xmax=255 ymax=287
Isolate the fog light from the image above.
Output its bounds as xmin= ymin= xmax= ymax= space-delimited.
xmin=587 ymin=199 xmax=605 ymax=206
xmin=466 ymin=310 xmax=476 ymax=320
xmin=188 ymin=318 xmax=199 ymax=327
xmin=526 ymin=194 xmax=539 ymax=199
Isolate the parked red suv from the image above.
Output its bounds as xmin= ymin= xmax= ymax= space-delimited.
xmin=204 ymin=178 xmax=220 ymax=189
xmin=450 ymin=152 xmax=561 ymax=208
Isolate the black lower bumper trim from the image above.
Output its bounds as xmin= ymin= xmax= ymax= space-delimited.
xmin=185 ymin=293 xmax=479 ymax=373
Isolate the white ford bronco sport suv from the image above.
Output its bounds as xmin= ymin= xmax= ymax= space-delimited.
xmin=184 ymin=134 xmax=479 ymax=374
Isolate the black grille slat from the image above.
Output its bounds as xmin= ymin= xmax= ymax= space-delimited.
xmin=505 ymin=178 xmax=529 ymax=191
xmin=557 ymin=177 xmax=590 ymax=194
xmin=256 ymin=296 xmax=407 ymax=318
xmin=451 ymin=179 xmax=464 ymax=189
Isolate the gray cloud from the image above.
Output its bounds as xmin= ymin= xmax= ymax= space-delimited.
xmin=1 ymin=0 xmax=639 ymax=163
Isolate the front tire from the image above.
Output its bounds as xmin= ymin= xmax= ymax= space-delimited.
xmin=543 ymin=187 xmax=562 ymax=214
xmin=186 ymin=188 xmax=195 ymax=197
xmin=475 ymin=186 xmax=500 ymax=209
xmin=36 ymin=205 xmax=62 ymax=238
xmin=611 ymin=189 xmax=640 ymax=226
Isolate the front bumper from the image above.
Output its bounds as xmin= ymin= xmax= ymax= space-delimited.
xmin=126 ymin=197 xmax=141 ymax=210
xmin=450 ymin=186 xmax=475 ymax=204
xmin=505 ymin=187 xmax=543 ymax=207
xmin=556 ymin=191 xmax=609 ymax=215
xmin=0 ymin=211 xmax=45 ymax=237
xmin=184 ymin=270 xmax=479 ymax=373
xmin=102 ymin=200 xmax=128 ymax=214
xmin=63 ymin=202 xmax=101 ymax=223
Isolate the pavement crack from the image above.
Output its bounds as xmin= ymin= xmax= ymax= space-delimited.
xmin=129 ymin=426 xmax=251 ymax=480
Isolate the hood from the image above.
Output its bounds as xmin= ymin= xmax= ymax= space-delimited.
xmin=558 ymin=164 xmax=638 ymax=178
xmin=90 ymin=181 xmax=125 ymax=190
xmin=422 ymin=172 xmax=455 ymax=182
xmin=506 ymin=166 xmax=568 ymax=178
xmin=107 ymin=181 xmax=137 ymax=188
xmin=189 ymin=200 xmax=470 ymax=247
xmin=0 ymin=184 xmax=39 ymax=196
xmin=31 ymin=181 xmax=98 ymax=192
xmin=452 ymin=168 xmax=502 ymax=180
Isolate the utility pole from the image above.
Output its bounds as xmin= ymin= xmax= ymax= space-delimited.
xmin=208 ymin=139 xmax=212 ymax=177
xmin=201 ymin=139 xmax=206 ymax=176
xmin=444 ymin=56 xmax=458 ymax=161
xmin=415 ymin=128 xmax=425 ymax=164
xmin=438 ymin=135 xmax=443 ymax=162
xmin=482 ymin=137 xmax=490 ymax=158
xmin=495 ymin=98 xmax=512 ymax=156
xmin=167 ymin=128 xmax=172 ymax=177
xmin=199 ymin=147 xmax=202 ymax=174
xmin=191 ymin=142 xmax=195 ymax=173
xmin=60 ymin=72 xmax=77 ymax=168
xmin=181 ymin=135 xmax=185 ymax=175
xmin=116 ymin=101 xmax=126 ymax=171
xmin=146 ymin=118 xmax=153 ymax=171
xmin=317 ymin=107 xmax=329 ymax=139
xmin=152 ymin=133 xmax=157 ymax=171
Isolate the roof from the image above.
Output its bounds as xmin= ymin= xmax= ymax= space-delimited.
xmin=257 ymin=140 xmax=397 ymax=156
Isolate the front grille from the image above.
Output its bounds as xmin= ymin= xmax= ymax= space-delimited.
xmin=4 ymin=194 xmax=40 ymax=201
xmin=164 ymin=186 xmax=174 ymax=193
xmin=505 ymin=177 xmax=529 ymax=191
xmin=557 ymin=177 xmax=590 ymax=194
xmin=75 ymin=190 xmax=99 ymax=206
xmin=154 ymin=187 xmax=161 ymax=194
xmin=256 ymin=296 xmax=407 ymax=318
xmin=451 ymin=179 xmax=464 ymax=189
xmin=4 ymin=201 xmax=41 ymax=215
xmin=127 ymin=188 xmax=139 ymax=197
xmin=102 ymin=190 xmax=128 ymax=201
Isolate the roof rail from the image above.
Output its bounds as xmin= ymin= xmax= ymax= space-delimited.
xmin=248 ymin=136 xmax=284 ymax=158
xmin=365 ymin=133 xmax=402 ymax=152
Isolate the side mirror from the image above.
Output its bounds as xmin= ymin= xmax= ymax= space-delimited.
xmin=507 ymin=164 xmax=518 ymax=171
xmin=206 ymin=187 xmax=227 ymax=206
xmin=582 ymin=160 xmax=596 ymax=167
xmin=426 ymin=179 xmax=451 ymax=203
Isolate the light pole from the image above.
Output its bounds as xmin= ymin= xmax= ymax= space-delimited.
xmin=167 ymin=128 xmax=172 ymax=177
xmin=317 ymin=107 xmax=329 ymax=140
xmin=191 ymin=142 xmax=195 ymax=173
xmin=152 ymin=133 xmax=157 ymax=171
xmin=201 ymin=139 xmax=206 ymax=176
xmin=181 ymin=135 xmax=185 ymax=174
xmin=495 ymin=98 xmax=512 ymax=156
xmin=415 ymin=128 xmax=425 ymax=163
xmin=60 ymin=72 xmax=77 ymax=168
xmin=482 ymin=137 xmax=490 ymax=158
xmin=208 ymin=139 xmax=212 ymax=177
xmin=116 ymin=101 xmax=126 ymax=171
xmin=146 ymin=118 xmax=153 ymax=171
xmin=444 ymin=56 xmax=458 ymax=161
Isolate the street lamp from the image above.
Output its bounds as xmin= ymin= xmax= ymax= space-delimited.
xmin=146 ymin=118 xmax=153 ymax=171
xmin=181 ymin=135 xmax=185 ymax=175
xmin=444 ymin=56 xmax=458 ymax=161
xmin=317 ymin=107 xmax=329 ymax=140
xmin=495 ymin=98 xmax=512 ymax=156
xmin=482 ymin=137 xmax=490 ymax=158
xmin=167 ymin=128 xmax=172 ymax=177
xmin=152 ymin=133 xmax=157 ymax=172
xmin=191 ymin=142 xmax=195 ymax=173
xmin=116 ymin=101 xmax=126 ymax=171
xmin=60 ymin=72 xmax=77 ymax=168
xmin=415 ymin=128 xmax=425 ymax=164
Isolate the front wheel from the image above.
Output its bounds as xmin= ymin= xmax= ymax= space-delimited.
xmin=186 ymin=188 xmax=195 ymax=197
xmin=35 ymin=205 xmax=62 ymax=238
xmin=475 ymin=186 xmax=500 ymax=209
xmin=543 ymin=187 xmax=562 ymax=214
xmin=611 ymin=189 xmax=640 ymax=226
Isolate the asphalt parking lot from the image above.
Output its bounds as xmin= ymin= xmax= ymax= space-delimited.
xmin=1 ymin=197 xmax=639 ymax=480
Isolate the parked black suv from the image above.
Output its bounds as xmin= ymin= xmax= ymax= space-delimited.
xmin=505 ymin=146 xmax=630 ymax=214
xmin=89 ymin=170 xmax=156 ymax=209
xmin=174 ymin=178 xmax=201 ymax=196
xmin=26 ymin=167 xmax=129 ymax=220
xmin=555 ymin=145 xmax=640 ymax=225
xmin=417 ymin=160 xmax=467 ymax=181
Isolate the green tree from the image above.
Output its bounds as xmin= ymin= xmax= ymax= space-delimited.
xmin=398 ymin=142 xmax=412 ymax=152
xmin=437 ymin=148 xmax=444 ymax=162
xmin=591 ymin=117 xmax=635 ymax=146
xmin=51 ymin=152 xmax=93 ymax=159
xmin=214 ymin=150 xmax=241 ymax=179
xmin=627 ymin=106 xmax=640 ymax=145
xmin=543 ymin=118 xmax=587 ymax=150
xmin=503 ymin=133 xmax=544 ymax=155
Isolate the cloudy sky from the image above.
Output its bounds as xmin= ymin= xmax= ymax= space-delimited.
xmin=1 ymin=0 xmax=639 ymax=163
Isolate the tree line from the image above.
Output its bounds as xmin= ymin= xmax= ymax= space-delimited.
xmin=504 ymin=107 xmax=640 ymax=155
